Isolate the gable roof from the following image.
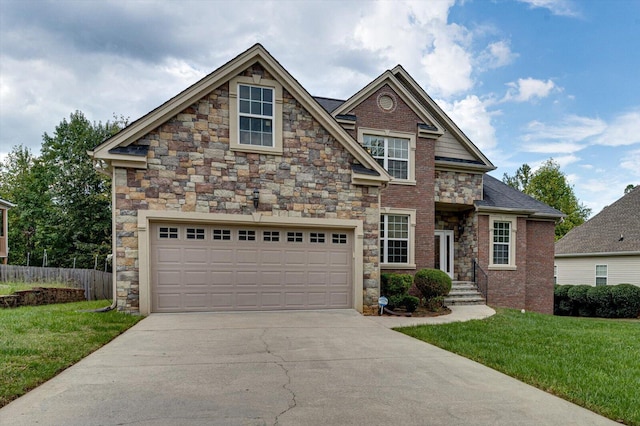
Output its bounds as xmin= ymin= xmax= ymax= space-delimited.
xmin=89 ymin=44 xmax=389 ymax=186
xmin=556 ymin=186 xmax=640 ymax=256
xmin=476 ymin=175 xmax=565 ymax=219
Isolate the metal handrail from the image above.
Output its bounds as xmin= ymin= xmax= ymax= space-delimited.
xmin=473 ymin=258 xmax=488 ymax=301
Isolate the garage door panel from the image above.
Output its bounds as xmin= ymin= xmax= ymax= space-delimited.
xmin=236 ymin=293 xmax=259 ymax=308
xmin=184 ymin=270 xmax=209 ymax=286
xmin=157 ymin=248 xmax=182 ymax=263
xmin=183 ymin=248 xmax=209 ymax=264
xmin=210 ymin=249 xmax=234 ymax=264
xmin=237 ymin=249 xmax=259 ymax=264
xmin=210 ymin=271 xmax=234 ymax=285
xmin=261 ymin=292 xmax=283 ymax=307
xmin=151 ymin=223 xmax=352 ymax=312
xmin=184 ymin=293 xmax=209 ymax=309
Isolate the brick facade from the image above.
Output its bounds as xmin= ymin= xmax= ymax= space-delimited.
xmin=477 ymin=215 xmax=555 ymax=313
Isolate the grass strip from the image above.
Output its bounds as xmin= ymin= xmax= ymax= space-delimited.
xmin=0 ymin=300 xmax=143 ymax=407
xmin=398 ymin=308 xmax=640 ymax=426
xmin=0 ymin=281 xmax=70 ymax=295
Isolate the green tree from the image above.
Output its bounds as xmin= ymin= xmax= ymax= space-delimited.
xmin=0 ymin=111 xmax=124 ymax=268
xmin=0 ymin=146 xmax=57 ymax=265
xmin=39 ymin=111 xmax=123 ymax=267
xmin=624 ymin=184 xmax=637 ymax=194
xmin=503 ymin=159 xmax=591 ymax=239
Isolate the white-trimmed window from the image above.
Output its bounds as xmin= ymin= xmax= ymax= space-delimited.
xmin=239 ymin=84 xmax=273 ymax=147
xmin=489 ymin=216 xmax=516 ymax=269
xmin=229 ymin=75 xmax=283 ymax=155
xmin=595 ymin=265 xmax=607 ymax=286
xmin=380 ymin=209 xmax=416 ymax=268
xmin=358 ymin=128 xmax=416 ymax=184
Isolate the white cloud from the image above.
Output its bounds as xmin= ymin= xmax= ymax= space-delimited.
xmin=593 ymin=110 xmax=640 ymax=146
xmin=438 ymin=95 xmax=499 ymax=153
xmin=523 ymin=115 xmax=607 ymax=143
xmin=477 ymin=40 xmax=518 ymax=70
xmin=524 ymin=141 xmax=585 ymax=154
xmin=620 ymin=148 xmax=640 ymax=177
xmin=504 ymin=78 xmax=557 ymax=102
xmin=517 ymin=0 xmax=581 ymax=18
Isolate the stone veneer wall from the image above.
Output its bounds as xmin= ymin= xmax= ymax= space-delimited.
xmin=113 ymin=64 xmax=381 ymax=313
xmin=435 ymin=210 xmax=476 ymax=281
xmin=434 ymin=171 xmax=482 ymax=205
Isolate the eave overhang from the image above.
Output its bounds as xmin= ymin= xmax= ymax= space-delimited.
xmin=555 ymin=251 xmax=640 ymax=258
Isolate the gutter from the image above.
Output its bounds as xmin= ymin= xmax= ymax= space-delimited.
xmin=555 ymin=251 xmax=640 ymax=258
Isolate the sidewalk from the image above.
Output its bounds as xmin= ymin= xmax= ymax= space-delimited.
xmin=366 ymin=304 xmax=496 ymax=328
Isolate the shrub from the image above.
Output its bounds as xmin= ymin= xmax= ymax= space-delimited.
xmin=381 ymin=273 xmax=415 ymax=311
xmin=567 ymin=285 xmax=592 ymax=317
xmin=555 ymin=283 xmax=640 ymax=319
xmin=554 ymin=285 xmax=574 ymax=316
xmin=414 ymin=268 xmax=452 ymax=300
xmin=425 ymin=296 xmax=445 ymax=312
xmin=587 ymin=285 xmax=614 ymax=318
xmin=610 ymin=284 xmax=640 ymax=318
xmin=402 ymin=295 xmax=420 ymax=312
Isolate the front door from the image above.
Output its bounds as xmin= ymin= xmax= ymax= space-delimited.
xmin=434 ymin=230 xmax=454 ymax=279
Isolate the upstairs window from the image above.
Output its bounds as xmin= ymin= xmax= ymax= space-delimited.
xmin=363 ymin=135 xmax=409 ymax=180
xmin=238 ymin=84 xmax=273 ymax=147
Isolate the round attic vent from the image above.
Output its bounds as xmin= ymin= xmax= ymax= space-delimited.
xmin=377 ymin=93 xmax=396 ymax=112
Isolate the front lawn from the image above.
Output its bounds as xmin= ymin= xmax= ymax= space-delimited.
xmin=0 ymin=300 xmax=143 ymax=407
xmin=398 ymin=309 xmax=640 ymax=426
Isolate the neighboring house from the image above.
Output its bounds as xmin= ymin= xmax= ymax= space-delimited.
xmin=89 ymin=44 xmax=563 ymax=315
xmin=555 ymin=186 xmax=640 ymax=287
xmin=0 ymin=198 xmax=15 ymax=265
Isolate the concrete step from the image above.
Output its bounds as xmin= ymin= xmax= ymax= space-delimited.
xmin=446 ymin=281 xmax=485 ymax=306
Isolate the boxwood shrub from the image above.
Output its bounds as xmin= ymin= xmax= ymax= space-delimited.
xmin=554 ymin=283 xmax=640 ymax=318
xmin=380 ymin=273 xmax=419 ymax=312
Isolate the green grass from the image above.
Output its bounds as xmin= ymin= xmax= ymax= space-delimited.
xmin=398 ymin=309 xmax=640 ymax=425
xmin=0 ymin=300 xmax=143 ymax=407
xmin=0 ymin=281 xmax=70 ymax=295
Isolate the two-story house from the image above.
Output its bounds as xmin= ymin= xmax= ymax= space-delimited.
xmin=90 ymin=44 xmax=563 ymax=315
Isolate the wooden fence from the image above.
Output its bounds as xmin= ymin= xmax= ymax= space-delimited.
xmin=0 ymin=265 xmax=112 ymax=301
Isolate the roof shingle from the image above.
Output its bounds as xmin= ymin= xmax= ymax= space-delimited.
xmin=555 ymin=186 xmax=640 ymax=254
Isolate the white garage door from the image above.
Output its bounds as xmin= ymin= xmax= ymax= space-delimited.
xmin=150 ymin=223 xmax=353 ymax=312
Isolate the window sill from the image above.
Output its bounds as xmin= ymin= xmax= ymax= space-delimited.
xmin=388 ymin=179 xmax=417 ymax=186
xmin=488 ymin=265 xmax=517 ymax=271
xmin=381 ymin=263 xmax=416 ymax=270
xmin=230 ymin=144 xmax=282 ymax=156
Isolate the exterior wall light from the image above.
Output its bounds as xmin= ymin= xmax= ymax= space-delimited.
xmin=253 ymin=189 xmax=260 ymax=209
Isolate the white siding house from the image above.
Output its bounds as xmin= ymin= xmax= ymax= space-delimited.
xmin=555 ymin=186 xmax=640 ymax=287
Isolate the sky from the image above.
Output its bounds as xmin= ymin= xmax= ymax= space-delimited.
xmin=1 ymin=0 xmax=639 ymax=216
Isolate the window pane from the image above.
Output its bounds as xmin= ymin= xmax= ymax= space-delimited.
xmin=387 ymin=159 xmax=408 ymax=179
xmin=240 ymin=116 xmax=250 ymax=130
xmin=493 ymin=244 xmax=509 ymax=264
xmin=251 ymin=117 xmax=262 ymax=132
xmin=263 ymin=103 xmax=272 ymax=116
xmin=239 ymin=100 xmax=250 ymax=114
xmin=250 ymin=86 xmax=261 ymax=100
xmin=262 ymin=88 xmax=273 ymax=102
xmin=239 ymin=85 xmax=250 ymax=99
xmin=596 ymin=277 xmax=607 ymax=286
xmin=240 ymin=130 xmax=250 ymax=145
xmin=596 ymin=265 xmax=607 ymax=276
xmin=387 ymin=240 xmax=408 ymax=263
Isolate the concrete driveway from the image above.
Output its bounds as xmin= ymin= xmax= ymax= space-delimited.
xmin=0 ymin=309 xmax=616 ymax=426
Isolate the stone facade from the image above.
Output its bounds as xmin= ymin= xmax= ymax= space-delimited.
xmin=113 ymin=64 xmax=381 ymax=313
xmin=434 ymin=171 xmax=483 ymax=205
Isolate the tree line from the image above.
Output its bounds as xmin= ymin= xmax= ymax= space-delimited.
xmin=0 ymin=111 xmax=124 ymax=269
